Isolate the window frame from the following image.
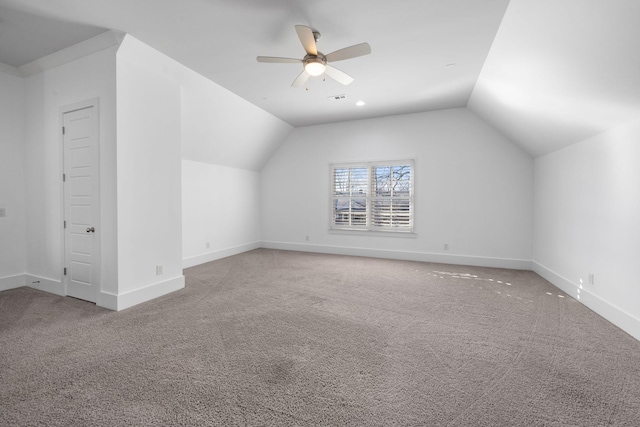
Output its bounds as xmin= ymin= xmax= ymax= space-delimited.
xmin=330 ymin=160 xmax=414 ymax=234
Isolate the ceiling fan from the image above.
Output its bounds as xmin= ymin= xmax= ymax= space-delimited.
xmin=257 ymin=25 xmax=371 ymax=87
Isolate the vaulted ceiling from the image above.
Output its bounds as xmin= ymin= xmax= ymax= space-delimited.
xmin=0 ymin=0 xmax=638 ymax=158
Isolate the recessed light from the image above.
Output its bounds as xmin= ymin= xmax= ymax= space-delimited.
xmin=356 ymin=100 xmax=365 ymax=106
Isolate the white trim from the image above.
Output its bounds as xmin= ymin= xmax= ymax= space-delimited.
xmin=532 ymin=261 xmax=640 ymax=342
xmin=0 ymin=62 xmax=21 ymax=78
xmin=0 ymin=274 xmax=25 ymax=292
xmin=18 ymin=30 xmax=125 ymax=77
xmin=97 ymin=275 xmax=185 ymax=311
xmin=25 ymin=274 xmax=64 ymax=296
xmin=261 ymin=241 xmax=532 ymax=270
xmin=182 ymin=241 xmax=261 ymax=269
xmin=96 ymin=291 xmax=118 ymax=311
xmin=328 ymin=229 xmax=417 ymax=238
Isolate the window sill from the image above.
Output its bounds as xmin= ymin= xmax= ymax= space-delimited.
xmin=328 ymin=228 xmax=417 ymax=238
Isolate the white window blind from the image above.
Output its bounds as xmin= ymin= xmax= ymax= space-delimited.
xmin=371 ymin=164 xmax=412 ymax=228
xmin=332 ymin=166 xmax=368 ymax=229
xmin=331 ymin=161 xmax=413 ymax=232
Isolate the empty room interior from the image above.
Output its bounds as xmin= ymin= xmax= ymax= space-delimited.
xmin=1 ymin=0 xmax=640 ymax=425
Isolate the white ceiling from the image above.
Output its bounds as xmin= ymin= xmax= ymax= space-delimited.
xmin=0 ymin=0 xmax=638 ymax=158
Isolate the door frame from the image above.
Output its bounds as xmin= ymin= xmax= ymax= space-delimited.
xmin=59 ymin=98 xmax=101 ymax=301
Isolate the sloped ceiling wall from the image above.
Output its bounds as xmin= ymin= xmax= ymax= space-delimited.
xmin=180 ymin=69 xmax=292 ymax=171
xmin=469 ymin=0 xmax=640 ymax=157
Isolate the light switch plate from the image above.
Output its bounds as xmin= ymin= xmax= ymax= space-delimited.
xmin=0 ymin=208 xmax=6 ymax=217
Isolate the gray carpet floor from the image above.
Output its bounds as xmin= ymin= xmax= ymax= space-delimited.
xmin=1 ymin=249 xmax=639 ymax=426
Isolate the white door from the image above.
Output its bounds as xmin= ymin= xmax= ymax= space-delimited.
xmin=63 ymin=104 xmax=99 ymax=303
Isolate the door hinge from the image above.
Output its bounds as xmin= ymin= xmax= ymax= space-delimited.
xmin=63 ymin=173 xmax=66 ymax=182
xmin=64 ymin=267 xmax=67 ymax=275
xmin=62 ymin=126 xmax=65 ymax=135
xmin=64 ymin=220 xmax=66 ymax=228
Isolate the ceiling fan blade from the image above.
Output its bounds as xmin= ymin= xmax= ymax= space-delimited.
xmin=324 ymin=65 xmax=354 ymax=85
xmin=291 ymin=70 xmax=311 ymax=87
xmin=257 ymin=56 xmax=302 ymax=64
xmin=325 ymin=42 xmax=371 ymax=62
xmin=295 ymin=25 xmax=317 ymax=56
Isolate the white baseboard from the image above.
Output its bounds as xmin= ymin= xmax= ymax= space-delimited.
xmin=96 ymin=290 xmax=117 ymax=311
xmin=0 ymin=274 xmax=25 ymax=292
xmin=183 ymin=241 xmax=261 ymax=269
xmin=97 ymin=275 xmax=185 ymax=311
xmin=261 ymin=241 xmax=532 ymax=270
xmin=25 ymin=274 xmax=64 ymax=296
xmin=532 ymin=261 xmax=640 ymax=342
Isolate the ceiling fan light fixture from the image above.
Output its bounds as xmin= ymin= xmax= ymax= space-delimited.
xmin=304 ymin=58 xmax=326 ymax=76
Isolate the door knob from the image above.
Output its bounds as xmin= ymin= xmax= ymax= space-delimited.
xmin=86 ymin=227 xmax=95 ymax=233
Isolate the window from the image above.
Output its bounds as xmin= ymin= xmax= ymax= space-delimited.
xmin=331 ymin=161 xmax=414 ymax=232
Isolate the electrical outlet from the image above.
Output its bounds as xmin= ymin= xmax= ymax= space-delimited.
xmin=588 ymin=273 xmax=595 ymax=285
xmin=443 ymin=243 xmax=449 ymax=251
xmin=0 ymin=208 xmax=6 ymax=217
xmin=206 ymin=242 xmax=210 ymax=249
xmin=305 ymin=235 xmax=310 ymax=241
xmin=156 ymin=265 xmax=163 ymax=275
